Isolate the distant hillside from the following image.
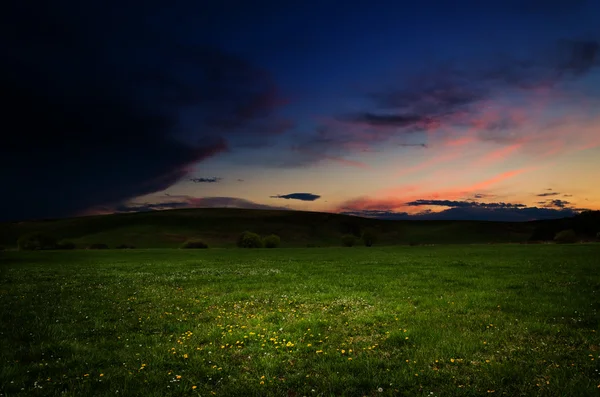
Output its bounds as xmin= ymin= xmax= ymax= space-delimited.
xmin=0 ymin=208 xmax=555 ymax=249
xmin=528 ymin=210 xmax=600 ymax=242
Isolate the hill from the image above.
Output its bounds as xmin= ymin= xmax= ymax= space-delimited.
xmin=0 ymin=208 xmax=550 ymax=249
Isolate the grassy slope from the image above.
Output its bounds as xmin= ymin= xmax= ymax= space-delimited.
xmin=1 ymin=245 xmax=599 ymax=396
xmin=0 ymin=208 xmax=536 ymax=248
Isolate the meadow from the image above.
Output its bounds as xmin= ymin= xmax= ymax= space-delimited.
xmin=0 ymin=245 xmax=599 ymax=396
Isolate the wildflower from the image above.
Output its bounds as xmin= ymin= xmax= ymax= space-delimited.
xmin=183 ymin=354 xmax=188 ymax=359
xmin=176 ymin=375 xmax=181 ymax=380
xmin=316 ymin=350 xmax=323 ymax=354
xmin=307 ymin=344 xmax=312 ymax=347
xmin=99 ymin=374 xmax=104 ymax=377
xmin=341 ymin=349 xmax=346 ymax=354
xmin=192 ymin=386 xmax=197 ymax=390
xmin=450 ymin=359 xmax=455 ymax=363
xmin=378 ymin=387 xmax=383 ymax=392
xmin=260 ymin=381 xmax=265 ymax=385
xmin=348 ymin=358 xmax=352 ymax=361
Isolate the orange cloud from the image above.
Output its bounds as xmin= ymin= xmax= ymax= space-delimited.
xmin=338 ymin=167 xmax=533 ymax=212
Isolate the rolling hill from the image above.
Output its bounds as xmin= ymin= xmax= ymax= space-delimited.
xmin=0 ymin=208 xmax=552 ymax=249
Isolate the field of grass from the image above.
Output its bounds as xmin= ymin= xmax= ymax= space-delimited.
xmin=1 ymin=245 xmax=599 ymax=396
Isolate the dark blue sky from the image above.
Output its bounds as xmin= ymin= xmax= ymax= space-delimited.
xmin=1 ymin=0 xmax=599 ymax=221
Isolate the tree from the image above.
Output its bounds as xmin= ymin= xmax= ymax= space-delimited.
xmin=362 ymin=228 xmax=378 ymax=247
xmin=87 ymin=243 xmax=109 ymax=249
xmin=18 ymin=232 xmax=57 ymax=250
xmin=181 ymin=239 xmax=208 ymax=249
xmin=263 ymin=234 xmax=281 ymax=248
xmin=237 ymin=231 xmax=263 ymax=248
xmin=341 ymin=234 xmax=356 ymax=247
xmin=554 ymin=229 xmax=578 ymax=244
xmin=56 ymin=240 xmax=76 ymax=250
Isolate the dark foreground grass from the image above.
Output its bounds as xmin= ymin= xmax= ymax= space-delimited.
xmin=0 ymin=245 xmax=599 ymax=396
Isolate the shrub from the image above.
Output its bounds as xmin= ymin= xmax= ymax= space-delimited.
xmin=116 ymin=244 xmax=136 ymax=249
xmin=596 ymin=232 xmax=600 ymax=240
xmin=554 ymin=229 xmax=578 ymax=244
xmin=18 ymin=232 xmax=57 ymax=250
xmin=341 ymin=234 xmax=356 ymax=247
xmin=87 ymin=243 xmax=109 ymax=249
xmin=263 ymin=234 xmax=281 ymax=248
xmin=56 ymin=241 xmax=76 ymax=250
xmin=362 ymin=228 xmax=378 ymax=247
xmin=181 ymin=239 xmax=209 ymax=249
xmin=237 ymin=231 xmax=263 ymax=248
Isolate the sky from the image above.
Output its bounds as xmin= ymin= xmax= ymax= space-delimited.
xmin=2 ymin=0 xmax=600 ymax=222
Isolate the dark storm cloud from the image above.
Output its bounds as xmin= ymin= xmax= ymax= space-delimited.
xmin=270 ymin=193 xmax=321 ymax=201
xmin=0 ymin=1 xmax=289 ymax=221
xmin=190 ymin=177 xmax=223 ymax=183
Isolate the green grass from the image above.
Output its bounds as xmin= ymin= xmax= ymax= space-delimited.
xmin=0 ymin=208 xmax=536 ymax=248
xmin=1 ymin=245 xmax=599 ymax=396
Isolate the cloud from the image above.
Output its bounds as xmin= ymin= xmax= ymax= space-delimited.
xmin=294 ymin=36 xmax=600 ymax=161
xmin=190 ymin=177 xmax=223 ymax=183
xmin=270 ymin=193 xmax=321 ymax=201
xmin=398 ymin=143 xmax=428 ymax=148
xmin=405 ymin=200 xmax=527 ymax=209
xmin=108 ymin=195 xmax=289 ymax=213
xmin=0 ymin=1 xmax=289 ymax=221
xmin=342 ymin=206 xmax=581 ymax=222
xmin=536 ymin=192 xmax=561 ymax=197
xmin=547 ymin=199 xmax=571 ymax=208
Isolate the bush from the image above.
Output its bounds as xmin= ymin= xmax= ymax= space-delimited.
xmin=596 ymin=232 xmax=600 ymax=240
xmin=56 ymin=241 xmax=76 ymax=250
xmin=87 ymin=243 xmax=108 ymax=249
xmin=362 ymin=228 xmax=378 ymax=247
xmin=341 ymin=234 xmax=356 ymax=247
xmin=18 ymin=232 xmax=57 ymax=250
xmin=116 ymin=244 xmax=136 ymax=249
xmin=237 ymin=231 xmax=263 ymax=248
xmin=554 ymin=229 xmax=578 ymax=244
xmin=181 ymin=239 xmax=209 ymax=249
xmin=263 ymin=234 xmax=281 ymax=248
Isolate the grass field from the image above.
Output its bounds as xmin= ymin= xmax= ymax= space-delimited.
xmin=1 ymin=245 xmax=599 ymax=396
